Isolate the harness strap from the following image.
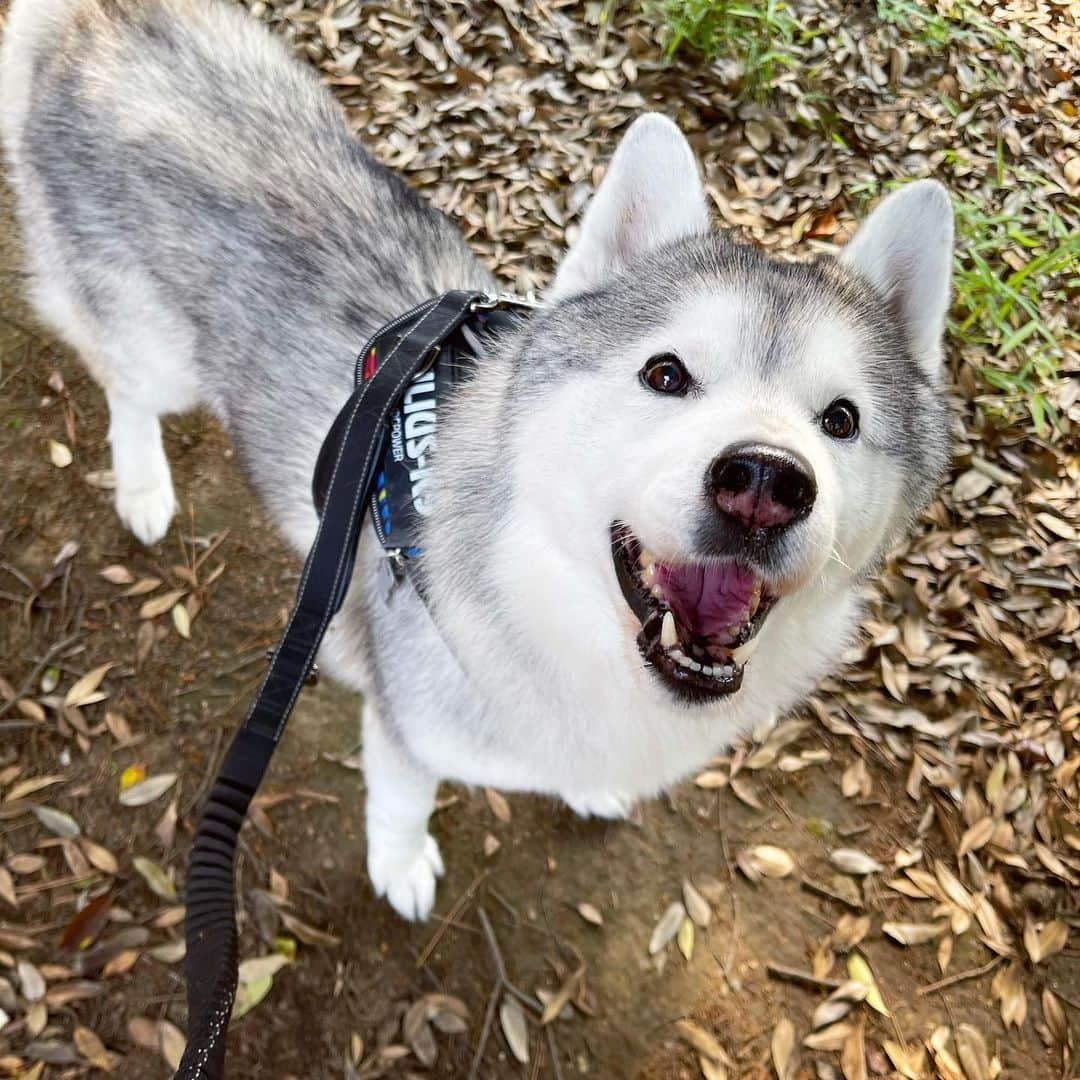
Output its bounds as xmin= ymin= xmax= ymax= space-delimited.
xmin=176 ymin=290 xmax=486 ymax=1080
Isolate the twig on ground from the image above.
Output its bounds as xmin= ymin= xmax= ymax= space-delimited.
xmin=468 ymin=978 xmax=501 ymax=1080
xmin=766 ymin=963 xmax=845 ymax=991
xmin=800 ymin=876 xmax=865 ymax=911
xmin=0 ymin=631 xmax=82 ymax=719
xmin=917 ymin=956 xmax=1004 ymax=996
xmin=416 ymin=870 xmax=487 ymax=969
xmin=467 ymin=906 xmax=543 ymax=1076
xmin=182 ymin=725 xmax=225 ymax=818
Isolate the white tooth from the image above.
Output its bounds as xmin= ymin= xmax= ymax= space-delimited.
xmin=669 ymin=648 xmax=688 ymax=664
xmin=731 ymin=637 xmax=760 ymax=665
xmin=650 ymin=585 xmax=664 ymax=601
xmin=687 ymin=659 xmax=702 ymax=672
xmin=660 ymin=611 xmax=677 ymax=648
xmin=641 ymin=564 xmax=656 ymax=586
xmin=700 ymin=665 xmax=714 ymax=677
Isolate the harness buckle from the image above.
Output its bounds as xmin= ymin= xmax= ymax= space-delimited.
xmin=470 ymin=291 xmax=540 ymax=312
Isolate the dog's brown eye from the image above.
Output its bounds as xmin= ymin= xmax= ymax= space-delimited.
xmin=641 ymin=354 xmax=690 ymax=395
xmin=822 ymin=399 xmax=859 ymax=440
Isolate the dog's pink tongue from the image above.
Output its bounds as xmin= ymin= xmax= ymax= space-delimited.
xmin=655 ymin=561 xmax=757 ymax=637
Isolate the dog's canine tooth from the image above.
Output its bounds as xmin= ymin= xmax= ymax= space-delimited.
xmin=749 ymin=578 xmax=763 ymax=614
xmin=732 ymin=637 xmax=760 ymax=665
xmin=660 ymin=611 xmax=677 ymax=648
xmin=638 ymin=548 xmax=656 ymax=569
xmin=641 ymin=563 xmax=656 ymax=587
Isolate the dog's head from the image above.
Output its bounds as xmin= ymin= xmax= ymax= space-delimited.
xmin=471 ymin=114 xmax=952 ymax=711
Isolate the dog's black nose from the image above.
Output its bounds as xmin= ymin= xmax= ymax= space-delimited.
xmin=709 ymin=443 xmax=816 ymax=532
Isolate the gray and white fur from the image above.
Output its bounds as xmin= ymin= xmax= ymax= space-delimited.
xmin=2 ymin=0 xmax=953 ymax=919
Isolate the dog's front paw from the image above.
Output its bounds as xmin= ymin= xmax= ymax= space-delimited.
xmin=115 ymin=482 xmax=176 ymax=546
xmin=564 ymin=791 xmax=636 ymax=820
xmin=368 ymin=833 xmax=444 ymax=921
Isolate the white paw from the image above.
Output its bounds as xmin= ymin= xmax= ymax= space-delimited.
xmin=368 ymin=833 xmax=444 ymax=922
xmin=564 ymin=791 xmax=636 ymax=820
xmin=115 ymin=482 xmax=176 ymax=545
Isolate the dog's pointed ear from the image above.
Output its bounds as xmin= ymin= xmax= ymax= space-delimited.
xmin=840 ymin=180 xmax=954 ymax=367
xmin=548 ymin=113 xmax=710 ymax=300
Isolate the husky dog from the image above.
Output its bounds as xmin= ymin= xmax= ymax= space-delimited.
xmin=2 ymin=0 xmax=952 ymax=920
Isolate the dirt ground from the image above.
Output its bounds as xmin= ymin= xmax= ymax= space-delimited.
xmin=1 ymin=1 xmax=1079 ymax=1078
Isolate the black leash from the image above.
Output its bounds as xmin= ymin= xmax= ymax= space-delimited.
xmin=175 ymin=290 xmax=507 ymax=1079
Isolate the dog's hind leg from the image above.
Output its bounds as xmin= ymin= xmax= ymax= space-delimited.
xmin=363 ymin=703 xmax=444 ymax=922
xmin=24 ymin=231 xmax=198 ymax=546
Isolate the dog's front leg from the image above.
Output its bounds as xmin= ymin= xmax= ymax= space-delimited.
xmin=362 ymin=703 xmax=444 ymax=921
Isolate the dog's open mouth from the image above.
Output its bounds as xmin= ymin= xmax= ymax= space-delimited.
xmin=611 ymin=522 xmax=776 ymax=702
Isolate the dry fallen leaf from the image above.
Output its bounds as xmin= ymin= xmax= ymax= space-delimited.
xmin=991 ymin=960 xmax=1027 ymax=1028
xmin=882 ymin=921 xmax=946 ymax=946
xmin=172 ymin=601 xmax=192 ymax=639
xmin=847 ymin=954 xmax=889 ymax=1016
xmin=99 ymin=565 xmax=135 ymax=585
xmin=81 ymin=838 xmax=119 ymax=874
xmin=73 ymin=1026 xmax=111 ymax=1071
xmin=771 ymin=1017 xmax=796 ymax=1080
xmin=649 ymin=901 xmax=686 ymax=956
xmin=677 ymin=916 xmax=695 ymax=962
xmin=576 ymin=901 xmax=603 ymax=927
xmin=499 ymin=995 xmax=529 ymax=1064
xmin=1023 ymin=918 xmax=1068 ymax=964
xmin=675 ymin=1019 xmax=730 ymax=1067
xmin=133 ymin=856 xmax=178 ymax=901
xmin=682 ymin=879 xmax=712 ymax=927
xmin=17 ymin=960 xmax=45 ymax=1001
xmin=64 ymin=662 xmax=115 ymax=708
xmin=6 ymin=774 xmax=65 ymax=803
xmin=484 ymin=786 xmax=511 ymax=823
xmin=738 ymin=845 xmax=795 ymax=881
xmin=954 ymin=1023 xmax=991 ymax=1080
xmin=119 ymin=773 xmax=178 ymax=807
xmin=830 ymin=849 xmax=884 ymax=876
xmin=158 ymin=1019 xmax=186 ymax=1071
xmin=48 ymin=439 xmax=73 ymax=468
xmin=812 ymin=980 xmax=867 ymax=1030
xmin=0 ymin=865 xmax=16 ymax=908
xmin=139 ymin=588 xmax=188 ymax=620
xmin=31 ymin=804 xmax=80 ymax=839
xmin=840 ymin=1018 xmax=867 ymax=1080
xmin=59 ymin=892 xmax=113 ymax=952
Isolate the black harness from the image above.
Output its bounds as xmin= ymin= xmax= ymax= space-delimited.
xmin=176 ymin=291 xmax=532 ymax=1080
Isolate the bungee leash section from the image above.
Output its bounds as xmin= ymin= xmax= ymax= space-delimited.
xmin=176 ymin=291 xmax=531 ymax=1079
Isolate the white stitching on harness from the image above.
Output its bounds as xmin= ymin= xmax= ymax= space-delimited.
xmin=253 ymin=295 xmax=478 ymax=740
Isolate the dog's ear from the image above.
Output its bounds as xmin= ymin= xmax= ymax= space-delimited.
xmin=840 ymin=180 xmax=954 ymax=367
xmin=548 ymin=113 xmax=710 ymax=300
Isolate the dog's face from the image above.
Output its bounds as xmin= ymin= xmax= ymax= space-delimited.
xmin=488 ymin=115 xmax=952 ymax=712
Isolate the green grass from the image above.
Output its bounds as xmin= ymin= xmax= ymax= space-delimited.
xmin=875 ymin=0 xmax=1020 ymax=54
xmin=951 ymin=195 xmax=1079 ymax=433
xmin=856 ymin=175 xmax=1079 ymax=433
xmin=645 ymin=0 xmax=803 ymax=98
xmin=646 ymin=0 xmax=1018 ymax=98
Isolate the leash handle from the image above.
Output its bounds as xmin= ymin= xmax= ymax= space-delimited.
xmin=176 ymin=291 xmax=486 ymax=1079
